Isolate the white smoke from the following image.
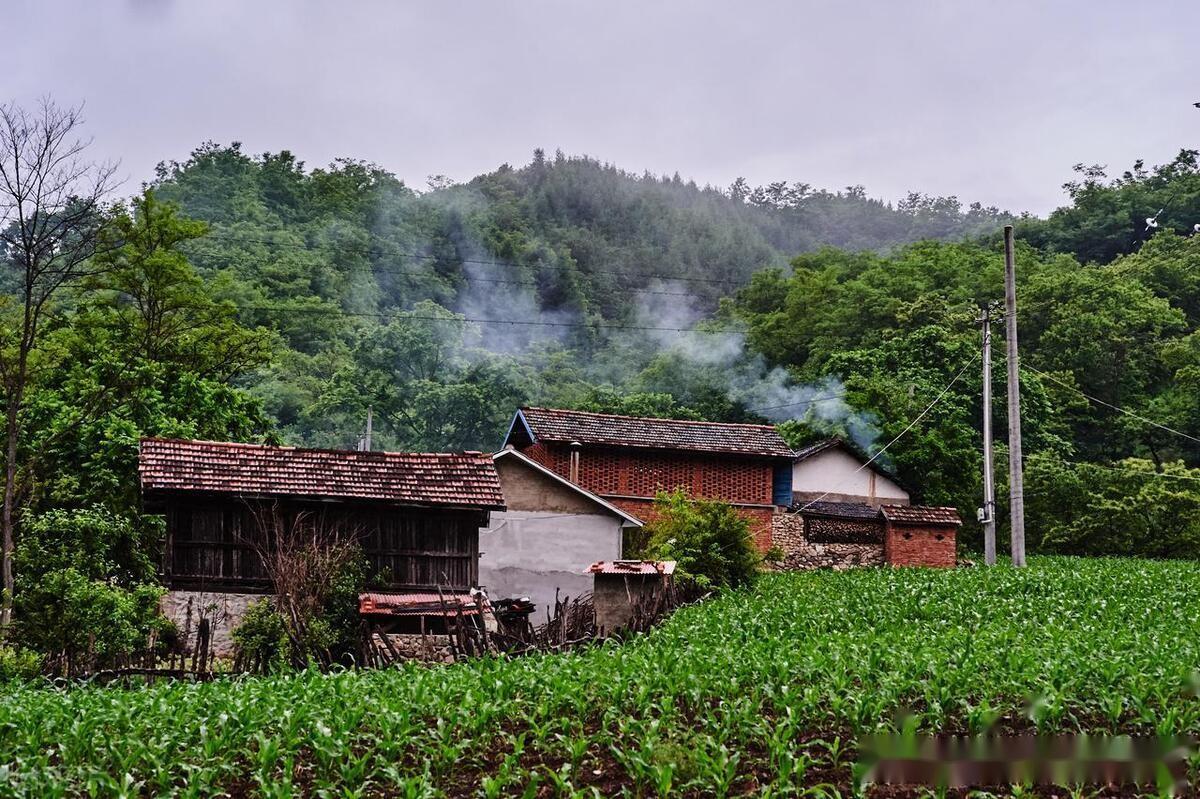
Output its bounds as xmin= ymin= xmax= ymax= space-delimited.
xmin=632 ymin=280 xmax=883 ymax=452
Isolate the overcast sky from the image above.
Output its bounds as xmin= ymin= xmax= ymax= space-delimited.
xmin=8 ymin=1 xmax=1199 ymax=216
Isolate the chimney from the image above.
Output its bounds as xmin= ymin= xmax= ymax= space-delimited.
xmin=568 ymin=441 xmax=582 ymax=484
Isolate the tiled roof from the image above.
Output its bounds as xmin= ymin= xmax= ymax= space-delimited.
xmin=514 ymin=407 xmax=793 ymax=458
xmin=792 ymin=438 xmax=842 ymax=462
xmin=139 ymin=438 xmax=506 ymax=509
xmin=587 ymin=560 xmax=677 ymax=576
xmin=881 ymin=505 xmax=962 ymax=526
xmin=792 ymin=437 xmax=903 ymax=483
xmin=795 ymin=500 xmax=880 ymax=519
xmin=359 ymin=591 xmax=485 ymax=617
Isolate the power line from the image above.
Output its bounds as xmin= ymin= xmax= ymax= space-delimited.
xmin=793 ymin=351 xmax=980 ymax=512
xmin=1025 ymin=452 xmax=1200 ymax=485
xmin=1023 ymin=365 xmax=1200 ymax=446
xmin=746 ymin=391 xmax=849 ymax=413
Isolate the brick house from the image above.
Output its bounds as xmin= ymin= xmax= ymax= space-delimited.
xmin=772 ymin=500 xmax=961 ymax=569
xmin=502 ymin=407 xmax=795 ymax=550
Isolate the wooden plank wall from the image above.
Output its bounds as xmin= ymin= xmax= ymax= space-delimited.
xmin=164 ymin=498 xmax=483 ymax=591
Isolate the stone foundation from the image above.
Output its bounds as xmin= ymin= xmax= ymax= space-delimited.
xmin=771 ymin=513 xmax=883 ymax=570
xmin=373 ymin=633 xmax=456 ymax=664
xmin=161 ymin=590 xmax=269 ymax=657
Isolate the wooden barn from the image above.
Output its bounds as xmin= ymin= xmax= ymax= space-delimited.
xmin=138 ymin=438 xmax=505 ymax=653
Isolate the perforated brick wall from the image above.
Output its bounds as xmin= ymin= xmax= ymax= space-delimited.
xmin=884 ymin=523 xmax=957 ymax=567
xmin=526 ymin=443 xmax=775 ymax=506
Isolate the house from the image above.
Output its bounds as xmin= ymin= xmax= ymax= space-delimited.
xmin=588 ymin=560 xmax=675 ymax=633
xmin=791 ymin=438 xmax=909 ymax=507
xmin=138 ymin=438 xmax=505 ymax=653
xmin=480 ymin=447 xmax=644 ymax=616
xmin=503 ymin=407 xmax=795 ymax=550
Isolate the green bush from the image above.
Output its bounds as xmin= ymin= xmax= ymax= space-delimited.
xmin=15 ymin=506 xmax=160 ymax=588
xmin=14 ymin=568 xmax=169 ymax=670
xmin=0 ymin=646 xmax=43 ymax=682
xmin=231 ymin=599 xmax=289 ymax=673
xmin=641 ymin=489 xmax=761 ymax=590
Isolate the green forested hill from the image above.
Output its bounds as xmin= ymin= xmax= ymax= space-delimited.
xmin=144 ymin=143 xmax=1014 ymax=451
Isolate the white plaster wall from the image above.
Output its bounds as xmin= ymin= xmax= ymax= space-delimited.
xmin=792 ymin=449 xmax=909 ymax=505
xmin=479 ymin=511 xmax=623 ymax=617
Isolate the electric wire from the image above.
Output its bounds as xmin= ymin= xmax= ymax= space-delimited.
xmin=1023 ymin=365 xmax=1200 ymax=446
xmin=793 ymin=350 xmax=981 ymax=512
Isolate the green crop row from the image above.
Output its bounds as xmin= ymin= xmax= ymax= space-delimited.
xmin=2 ymin=556 xmax=1200 ymax=797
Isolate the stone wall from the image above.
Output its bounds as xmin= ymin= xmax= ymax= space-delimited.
xmin=161 ymin=589 xmax=267 ymax=657
xmin=771 ymin=512 xmax=883 ymax=571
xmin=593 ymin=574 xmax=669 ymax=633
xmin=374 ymin=633 xmax=456 ymax=664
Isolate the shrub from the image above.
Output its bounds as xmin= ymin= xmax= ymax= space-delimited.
xmin=14 ymin=568 xmax=170 ymax=673
xmin=231 ymin=599 xmax=289 ymax=673
xmin=0 ymin=645 xmax=43 ymax=682
xmin=641 ymin=489 xmax=761 ymax=590
xmin=15 ymin=506 xmax=160 ymax=587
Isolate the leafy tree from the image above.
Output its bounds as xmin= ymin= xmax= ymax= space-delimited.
xmin=315 ymin=301 xmax=528 ymax=451
xmin=0 ymin=101 xmax=117 ymax=628
xmin=639 ymin=490 xmax=761 ymax=590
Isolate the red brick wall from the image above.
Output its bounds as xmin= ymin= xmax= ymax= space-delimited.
xmin=523 ymin=443 xmax=775 ymax=506
xmin=884 ymin=523 xmax=957 ymax=567
xmin=607 ymin=497 xmax=776 ymax=553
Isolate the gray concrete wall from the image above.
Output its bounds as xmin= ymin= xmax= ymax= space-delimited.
xmin=593 ymin=574 xmax=666 ymax=633
xmin=479 ymin=510 xmax=622 ymax=616
xmin=161 ymin=589 xmax=268 ymax=657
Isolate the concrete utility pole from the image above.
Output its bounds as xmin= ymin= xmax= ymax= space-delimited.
xmin=359 ymin=407 xmax=374 ymax=451
xmin=1003 ymin=225 xmax=1026 ymax=567
xmin=980 ymin=303 xmax=997 ymax=566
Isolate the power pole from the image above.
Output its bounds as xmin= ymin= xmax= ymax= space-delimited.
xmin=358 ymin=407 xmax=374 ymax=451
xmin=980 ymin=303 xmax=996 ymax=566
xmin=1003 ymin=225 xmax=1026 ymax=567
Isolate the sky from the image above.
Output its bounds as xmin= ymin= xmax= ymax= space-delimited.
xmin=7 ymin=1 xmax=1199 ymax=216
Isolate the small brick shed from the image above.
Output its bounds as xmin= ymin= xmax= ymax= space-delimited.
xmin=773 ymin=501 xmax=960 ymax=569
xmin=880 ymin=504 xmax=960 ymax=567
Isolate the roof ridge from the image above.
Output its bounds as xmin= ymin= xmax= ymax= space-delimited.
xmin=141 ymin=438 xmax=490 ymax=460
xmin=522 ymin=406 xmax=779 ymax=431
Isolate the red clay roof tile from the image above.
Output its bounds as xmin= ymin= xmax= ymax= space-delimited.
xmin=880 ymin=505 xmax=961 ymax=526
xmin=139 ymin=438 xmax=505 ymax=509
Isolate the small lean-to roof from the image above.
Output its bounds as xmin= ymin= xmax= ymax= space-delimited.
xmin=587 ymin=560 xmax=676 ymax=576
xmin=139 ymin=438 xmax=506 ymax=510
xmin=795 ymin=500 xmax=880 ymax=519
xmin=359 ymin=591 xmax=485 ymax=617
xmin=881 ymin=505 xmax=962 ymax=526
xmin=492 ymin=448 xmax=643 ymax=526
xmin=509 ymin=407 xmax=793 ymax=458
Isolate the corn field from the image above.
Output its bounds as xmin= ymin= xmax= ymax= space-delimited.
xmin=3 ymin=556 xmax=1200 ymax=797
